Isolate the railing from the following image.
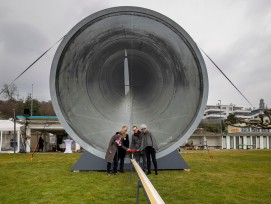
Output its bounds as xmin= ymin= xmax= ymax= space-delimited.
xmin=131 ymin=159 xmax=165 ymax=204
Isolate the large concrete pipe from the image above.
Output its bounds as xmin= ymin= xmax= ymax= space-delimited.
xmin=50 ymin=7 xmax=208 ymax=161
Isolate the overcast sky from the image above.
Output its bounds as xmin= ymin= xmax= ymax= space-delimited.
xmin=1 ymin=0 xmax=271 ymax=109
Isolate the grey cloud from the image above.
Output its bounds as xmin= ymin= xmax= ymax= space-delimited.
xmin=0 ymin=21 xmax=49 ymax=101
xmin=244 ymin=0 xmax=271 ymax=23
xmin=0 ymin=21 xmax=48 ymax=55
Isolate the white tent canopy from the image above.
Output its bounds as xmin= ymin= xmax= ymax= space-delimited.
xmin=0 ymin=120 xmax=22 ymax=153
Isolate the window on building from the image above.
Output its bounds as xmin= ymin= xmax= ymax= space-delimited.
xmin=240 ymin=136 xmax=244 ymax=145
xmin=252 ymin=136 xmax=256 ymax=148
xmin=256 ymin=136 xmax=260 ymax=149
xmin=247 ymin=136 xmax=251 ymax=145
xmin=230 ymin=136 xmax=234 ymax=149
xmin=262 ymin=129 xmax=269 ymax=133
xmin=252 ymin=128 xmax=260 ymax=132
xmin=241 ymin=127 xmax=249 ymax=132
xmin=222 ymin=136 xmax=226 ymax=149
xmin=236 ymin=136 xmax=239 ymax=148
xmin=263 ymin=136 xmax=267 ymax=149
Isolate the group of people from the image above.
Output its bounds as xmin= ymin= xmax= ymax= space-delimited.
xmin=105 ymin=124 xmax=158 ymax=175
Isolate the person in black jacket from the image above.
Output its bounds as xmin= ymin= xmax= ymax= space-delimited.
xmin=117 ymin=125 xmax=129 ymax=173
xmin=38 ymin=136 xmax=44 ymax=152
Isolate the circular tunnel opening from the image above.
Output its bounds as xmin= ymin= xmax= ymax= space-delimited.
xmin=50 ymin=7 xmax=208 ymax=159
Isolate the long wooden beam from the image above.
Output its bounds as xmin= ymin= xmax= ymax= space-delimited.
xmin=131 ymin=159 xmax=165 ymax=204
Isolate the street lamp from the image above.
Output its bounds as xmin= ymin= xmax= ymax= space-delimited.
xmin=218 ymin=100 xmax=223 ymax=136
xmin=13 ymin=109 xmax=16 ymax=153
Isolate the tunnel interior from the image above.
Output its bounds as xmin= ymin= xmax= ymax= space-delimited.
xmin=51 ymin=8 xmax=208 ymax=158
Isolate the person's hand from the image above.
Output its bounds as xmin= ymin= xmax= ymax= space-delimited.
xmin=127 ymin=149 xmax=139 ymax=153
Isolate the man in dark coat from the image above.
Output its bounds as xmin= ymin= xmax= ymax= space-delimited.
xmin=105 ymin=126 xmax=129 ymax=175
xmin=38 ymin=136 xmax=44 ymax=152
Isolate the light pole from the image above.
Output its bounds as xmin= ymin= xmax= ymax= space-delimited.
xmin=31 ymin=84 xmax=33 ymax=116
xmin=13 ymin=109 xmax=16 ymax=153
xmin=218 ymin=100 xmax=223 ymax=136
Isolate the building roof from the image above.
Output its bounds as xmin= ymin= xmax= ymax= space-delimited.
xmin=16 ymin=116 xmax=58 ymax=120
xmin=0 ymin=120 xmax=23 ymax=131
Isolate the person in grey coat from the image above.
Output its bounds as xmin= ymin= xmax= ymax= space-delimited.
xmin=139 ymin=124 xmax=158 ymax=175
xmin=105 ymin=126 xmax=129 ymax=175
xmin=130 ymin=125 xmax=147 ymax=172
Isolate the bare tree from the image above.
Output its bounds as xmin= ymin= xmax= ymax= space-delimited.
xmin=1 ymin=83 xmax=18 ymax=101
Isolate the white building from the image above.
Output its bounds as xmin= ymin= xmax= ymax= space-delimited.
xmin=0 ymin=116 xmax=81 ymax=153
xmin=204 ymin=99 xmax=267 ymax=120
xmin=0 ymin=120 xmax=22 ymax=153
xmin=185 ymin=125 xmax=271 ymax=150
xmin=222 ymin=125 xmax=271 ymax=149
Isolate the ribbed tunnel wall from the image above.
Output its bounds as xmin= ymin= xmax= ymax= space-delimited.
xmin=50 ymin=7 xmax=208 ymax=159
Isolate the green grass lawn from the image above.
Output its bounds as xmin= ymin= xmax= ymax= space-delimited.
xmin=0 ymin=150 xmax=270 ymax=204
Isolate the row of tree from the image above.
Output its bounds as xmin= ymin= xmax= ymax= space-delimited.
xmin=0 ymin=98 xmax=55 ymax=119
xmin=0 ymin=84 xmax=55 ymax=119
